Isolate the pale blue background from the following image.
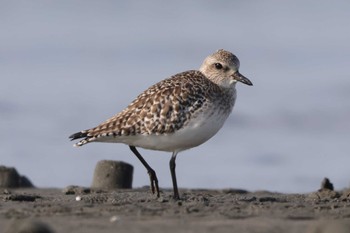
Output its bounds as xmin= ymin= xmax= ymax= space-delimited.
xmin=1 ymin=1 xmax=349 ymax=193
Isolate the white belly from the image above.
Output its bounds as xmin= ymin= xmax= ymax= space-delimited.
xmin=108 ymin=108 xmax=232 ymax=152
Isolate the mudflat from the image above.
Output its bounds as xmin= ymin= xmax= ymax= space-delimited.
xmin=1 ymin=186 xmax=350 ymax=233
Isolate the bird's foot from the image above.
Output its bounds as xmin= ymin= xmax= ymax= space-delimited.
xmin=147 ymin=169 xmax=160 ymax=197
xmin=172 ymin=192 xmax=180 ymax=200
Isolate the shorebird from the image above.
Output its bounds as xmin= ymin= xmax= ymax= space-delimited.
xmin=69 ymin=49 xmax=252 ymax=200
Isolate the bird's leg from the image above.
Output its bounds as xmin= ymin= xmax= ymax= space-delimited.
xmin=129 ymin=146 xmax=160 ymax=197
xmin=169 ymin=152 xmax=180 ymax=200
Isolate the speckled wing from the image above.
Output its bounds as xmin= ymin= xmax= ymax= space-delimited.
xmin=69 ymin=70 xmax=221 ymax=146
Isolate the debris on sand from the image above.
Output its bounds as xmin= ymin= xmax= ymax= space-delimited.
xmin=307 ymin=177 xmax=340 ymax=201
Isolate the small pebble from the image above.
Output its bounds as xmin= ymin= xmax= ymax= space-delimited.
xmin=110 ymin=215 xmax=120 ymax=222
xmin=75 ymin=196 xmax=82 ymax=201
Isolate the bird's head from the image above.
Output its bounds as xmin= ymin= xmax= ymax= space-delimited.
xmin=199 ymin=49 xmax=253 ymax=88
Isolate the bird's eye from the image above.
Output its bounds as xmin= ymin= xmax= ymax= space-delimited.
xmin=214 ymin=63 xmax=223 ymax=70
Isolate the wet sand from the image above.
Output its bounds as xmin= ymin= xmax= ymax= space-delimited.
xmin=1 ymin=186 xmax=350 ymax=233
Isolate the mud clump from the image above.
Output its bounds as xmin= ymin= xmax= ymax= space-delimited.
xmin=91 ymin=160 xmax=133 ymax=190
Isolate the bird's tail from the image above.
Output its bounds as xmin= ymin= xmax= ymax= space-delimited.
xmin=69 ymin=131 xmax=92 ymax=147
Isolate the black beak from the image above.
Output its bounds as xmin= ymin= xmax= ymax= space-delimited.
xmin=232 ymin=71 xmax=253 ymax=86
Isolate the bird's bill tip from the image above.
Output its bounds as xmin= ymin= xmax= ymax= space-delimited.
xmin=233 ymin=72 xmax=253 ymax=86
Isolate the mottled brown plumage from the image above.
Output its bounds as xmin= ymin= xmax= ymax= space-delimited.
xmin=73 ymin=71 xmax=229 ymax=145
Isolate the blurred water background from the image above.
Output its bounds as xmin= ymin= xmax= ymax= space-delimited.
xmin=1 ymin=1 xmax=349 ymax=193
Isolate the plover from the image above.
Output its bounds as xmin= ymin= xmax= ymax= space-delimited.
xmin=69 ymin=49 xmax=252 ymax=199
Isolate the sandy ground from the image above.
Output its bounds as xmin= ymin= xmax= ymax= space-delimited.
xmin=1 ymin=186 xmax=350 ymax=233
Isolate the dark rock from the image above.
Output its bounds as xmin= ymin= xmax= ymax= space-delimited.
xmin=19 ymin=175 xmax=34 ymax=188
xmin=221 ymin=188 xmax=248 ymax=194
xmin=258 ymin=196 xmax=277 ymax=202
xmin=91 ymin=160 xmax=133 ymax=189
xmin=238 ymin=196 xmax=257 ymax=202
xmin=4 ymin=194 xmax=41 ymax=202
xmin=320 ymin=177 xmax=334 ymax=191
xmin=0 ymin=166 xmax=34 ymax=188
